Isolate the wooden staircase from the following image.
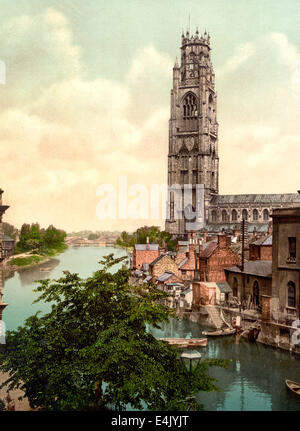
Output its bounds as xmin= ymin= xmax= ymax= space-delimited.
xmin=205 ymin=305 xmax=225 ymax=329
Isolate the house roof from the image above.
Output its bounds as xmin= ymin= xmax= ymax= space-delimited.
xmin=210 ymin=193 xmax=300 ymax=205
xmin=149 ymin=254 xmax=167 ymax=266
xmin=3 ymin=235 xmax=15 ymax=242
xmin=143 ymin=275 xmax=152 ymax=283
xmin=135 ymin=244 xmax=159 ymax=251
xmin=178 ymin=241 xmax=189 ymax=246
xmin=157 ymin=271 xmax=175 ymax=282
xmin=251 ymin=234 xmax=272 ymax=246
xmin=201 ymin=241 xmax=218 ymax=258
xmin=225 ymin=260 xmax=272 ymax=278
xmin=178 ymin=257 xmax=188 ymax=269
xmin=216 ymin=282 xmax=232 ymax=293
xmin=176 ymin=246 xmax=188 ymax=255
xmin=199 ymin=223 xmax=269 ymax=233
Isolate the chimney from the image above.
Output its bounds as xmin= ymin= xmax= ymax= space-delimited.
xmin=146 ymin=236 xmax=149 ymax=250
xmin=203 ymin=230 xmax=208 ymax=243
xmin=253 ymin=227 xmax=257 ymax=239
xmin=218 ymin=234 xmax=227 ymax=249
xmin=267 ymin=224 xmax=272 ymax=235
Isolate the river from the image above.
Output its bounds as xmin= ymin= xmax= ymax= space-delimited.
xmin=2 ymin=246 xmax=300 ymax=411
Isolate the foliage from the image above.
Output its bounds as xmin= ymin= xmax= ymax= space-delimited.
xmin=2 ymin=222 xmax=18 ymax=240
xmin=15 ymin=223 xmax=67 ymax=255
xmin=88 ymin=233 xmax=99 ymax=240
xmin=9 ymin=256 xmax=45 ymax=267
xmin=0 ymin=254 xmax=228 ymax=411
xmin=0 ymin=398 xmax=5 ymax=411
xmin=116 ymin=226 xmax=177 ymax=251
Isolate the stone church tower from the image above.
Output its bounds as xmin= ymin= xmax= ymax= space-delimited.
xmin=165 ymin=30 xmax=219 ymax=237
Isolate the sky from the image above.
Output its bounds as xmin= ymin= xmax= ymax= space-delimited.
xmin=1 ymin=0 xmax=300 ymax=232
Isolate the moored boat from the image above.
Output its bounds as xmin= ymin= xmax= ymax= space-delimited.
xmin=202 ymin=328 xmax=236 ymax=337
xmin=285 ymin=379 xmax=300 ymax=396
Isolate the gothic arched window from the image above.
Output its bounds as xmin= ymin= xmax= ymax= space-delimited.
xmin=183 ymin=93 xmax=198 ymax=119
xmin=242 ymin=209 xmax=248 ymax=221
xmin=263 ymin=209 xmax=269 ymax=221
xmin=232 ymin=209 xmax=237 ymax=221
xmin=222 ymin=210 xmax=228 ymax=222
xmin=287 ymin=281 xmax=296 ymax=308
xmin=211 ymin=210 xmax=217 ymax=222
xmin=253 ymin=209 xmax=259 ymax=221
xmin=182 ymin=93 xmax=198 ymax=131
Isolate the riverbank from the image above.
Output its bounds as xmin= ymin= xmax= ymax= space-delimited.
xmin=3 ymin=244 xmax=68 ymax=279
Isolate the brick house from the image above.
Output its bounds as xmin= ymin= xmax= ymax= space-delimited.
xmin=149 ymin=254 xmax=181 ymax=279
xmin=249 ymin=235 xmax=272 ymax=261
xmin=131 ymin=240 xmax=159 ymax=270
xmin=197 ymin=235 xmax=239 ymax=282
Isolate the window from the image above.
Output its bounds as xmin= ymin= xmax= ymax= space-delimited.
xmin=253 ymin=281 xmax=260 ymax=308
xmin=232 ymin=209 xmax=237 ymax=221
xmin=288 ymin=237 xmax=296 ymax=262
xmin=253 ymin=209 xmax=259 ymax=221
xmin=287 ymin=281 xmax=296 ymax=308
xmin=183 ymin=93 xmax=198 ymax=119
xmin=181 ymin=171 xmax=188 ymax=184
xmin=211 ymin=210 xmax=217 ymax=222
xmin=233 ymin=277 xmax=238 ymax=297
xmin=192 ymin=170 xmax=197 ymax=184
xmin=242 ymin=209 xmax=248 ymax=221
xmin=222 ymin=210 xmax=228 ymax=222
xmin=263 ymin=209 xmax=269 ymax=221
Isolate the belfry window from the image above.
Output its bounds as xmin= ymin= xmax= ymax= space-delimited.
xmin=211 ymin=210 xmax=217 ymax=222
xmin=232 ymin=209 xmax=237 ymax=221
xmin=253 ymin=209 xmax=259 ymax=221
xmin=183 ymin=93 xmax=198 ymax=119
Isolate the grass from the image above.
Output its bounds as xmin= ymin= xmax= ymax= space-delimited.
xmin=9 ymin=255 xmax=45 ymax=267
xmin=9 ymin=243 xmax=69 ymax=267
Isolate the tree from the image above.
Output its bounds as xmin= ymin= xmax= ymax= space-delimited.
xmin=88 ymin=233 xmax=99 ymax=240
xmin=2 ymin=222 xmax=18 ymax=240
xmin=0 ymin=255 xmax=228 ymax=411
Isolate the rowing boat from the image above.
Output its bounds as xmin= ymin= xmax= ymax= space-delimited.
xmin=202 ymin=328 xmax=236 ymax=337
xmin=285 ymin=379 xmax=300 ymax=396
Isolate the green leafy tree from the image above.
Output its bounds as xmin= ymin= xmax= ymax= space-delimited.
xmin=0 ymin=255 xmax=228 ymax=411
xmin=88 ymin=233 xmax=99 ymax=240
xmin=2 ymin=222 xmax=18 ymax=240
xmin=117 ymin=226 xmax=178 ymax=251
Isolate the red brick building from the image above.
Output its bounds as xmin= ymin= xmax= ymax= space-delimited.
xmin=131 ymin=241 xmax=159 ymax=270
xmin=197 ymin=235 xmax=239 ymax=282
xmin=249 ymin=235 xmax=272 ymax=261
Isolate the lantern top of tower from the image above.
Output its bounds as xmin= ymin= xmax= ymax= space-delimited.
xmin=181 ymin=28 xmax=210 ymax=49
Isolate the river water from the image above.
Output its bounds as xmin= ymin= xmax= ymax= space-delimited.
xmin=2 ymin=246 xmax=300 ymax=411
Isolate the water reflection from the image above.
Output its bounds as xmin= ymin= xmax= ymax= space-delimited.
xmin=150 ymin=316 xmax=300 ymax=411
xmin=18 ymin=259 xmax=60 ymax=286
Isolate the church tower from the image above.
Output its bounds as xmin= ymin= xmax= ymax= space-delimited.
xmin=165 ymin=30 xmax=219 ymax=237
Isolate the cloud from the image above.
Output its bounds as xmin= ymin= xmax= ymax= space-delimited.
xmin=218 ymin=33 xmax=300 ymax=195
xmin=0 ymin=8 xmax=172 ymax=231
